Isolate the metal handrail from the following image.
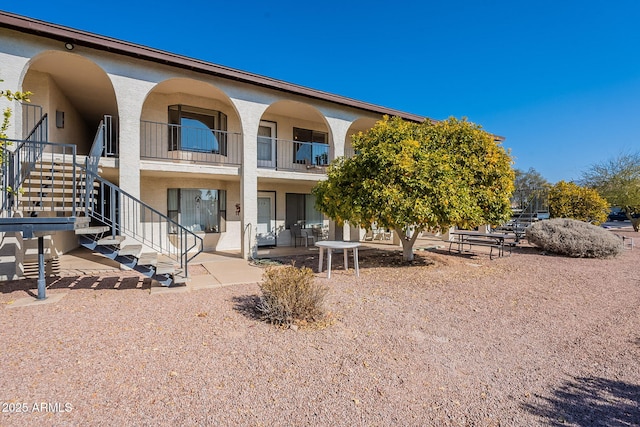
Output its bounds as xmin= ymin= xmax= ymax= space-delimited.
xmin=22 ymin=103 xmax=45 ymax=140
xmin=25 ymin=113 xmax=48 ymax=142
xmin=140 ymin=120 xmax=242 ymax=166
xmin=81 ymin=170 xmax=203 ymax=271
xmin=84 ymin=125 xmax=203 ymax=273
xmin=1 ymin=138 xmax=77 ymax=215
xmin=102 ymin=115 xmax=118 ymax=157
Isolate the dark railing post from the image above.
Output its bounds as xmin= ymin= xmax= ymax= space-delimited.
xmin=37 ymin=236 xmax=46 ymax=300
xmin=102 ymin=115 xmax=117 ymax=157
xmin=109 ymin=185 xmax=116 ymax=238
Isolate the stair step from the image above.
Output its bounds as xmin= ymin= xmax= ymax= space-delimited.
xmin=27 ymin=172 xmax=78 ymax=180
xmin=19 ymin=197 xmax=86 ymax=203
xmin=17 ymin=206 xmax=80 ymax=213
xmin=155 ymin=261 xmax=176 ymax=275
xmin=74 ymin=217 xmax=91 ymax=228
xmin=23 ymin=178 xmax=99 ymax=187
xmin=97 ymin=235 xmax=126 ymax=246
xmin=23 ymin=258 xmax=60 ymax=279
xmin=119 ymin=244 xmax=142 ymax=258
xmin=138 ymin=252 xmax=158 ymax=266
xmin=172 ymin=274 xmax=189 ymax=285
xmin=22 ymin=185 xmax=96 ymax=192
xmin=75 ymin=226 xmax=110 ymax=235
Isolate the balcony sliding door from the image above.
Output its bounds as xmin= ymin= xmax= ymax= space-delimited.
xmin=257 ymin=120 xmax=277 ymax=168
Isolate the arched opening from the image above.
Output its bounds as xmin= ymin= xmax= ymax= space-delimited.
xmin=21 ymin=51 xmax=118 ymax=155
xmin=345 ymin=116 xmax=379 ymax=158
xmin=140 ymin=78 xmax=243 ymax=252
xmin=256 ymin=100 xmax=332 ymax=247
xmin=140 ymin=78 xmax=242 ymax=166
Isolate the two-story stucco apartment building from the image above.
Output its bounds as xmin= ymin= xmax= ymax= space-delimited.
xmin=0 ymin=11 xmax=429 ymax=279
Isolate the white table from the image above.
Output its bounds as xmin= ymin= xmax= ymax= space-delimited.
xmin=315 ymin=241 xmax=361 ymax=279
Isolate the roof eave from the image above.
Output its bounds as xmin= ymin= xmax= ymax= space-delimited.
xmin=0 ymin=11 xmax=426 ymax=122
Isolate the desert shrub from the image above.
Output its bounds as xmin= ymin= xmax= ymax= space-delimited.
xmin=548 ymin=181 xmax=609 ymax=225
xmin=257 ymin=265 xmax=328 ymax=326
xmin=526 ymin=218 xmax=623 ymax=258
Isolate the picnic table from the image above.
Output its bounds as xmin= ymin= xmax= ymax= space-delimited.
xmin=315 ymin=241 xmax=361 ymax=279
xmin=447 ymin=230 xmax=515 ymax=259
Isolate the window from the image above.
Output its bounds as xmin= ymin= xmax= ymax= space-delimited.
xmin=168 ymin=105 xmax=228 ymax=155
xmin=285 ymin=193 xmax=323 ymax=229
xmin=293 ymin=127 xmax=329 ymax=166
xmin=168 ymin=189 xmax=226 ymax=233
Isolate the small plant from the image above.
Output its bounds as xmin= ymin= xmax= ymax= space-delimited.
xmin=526 ymin=218 xmax=623 ymax=258
xmin=257 ymin=264 xmax=328 ymax=327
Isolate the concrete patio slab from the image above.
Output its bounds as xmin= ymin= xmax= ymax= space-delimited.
xmin=6 ymin=291 xmax=67 ymax=308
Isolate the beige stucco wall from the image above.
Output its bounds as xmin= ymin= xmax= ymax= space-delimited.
xmin=257 ymin=181 xmax=330 ymax=247
xmin=23 ymin=70 xmax=92 ymax=150
xmin=140 ymin=175 xmax=241 ymax=252
xmin=0 ymin=26 xmax=387 ymax=263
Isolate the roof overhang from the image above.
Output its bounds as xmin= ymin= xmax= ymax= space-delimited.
xmin=0 ymin=11 xmax=426 ymax=122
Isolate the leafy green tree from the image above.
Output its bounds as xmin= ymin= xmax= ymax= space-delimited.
xmin=512 ymin=167 xmax=550 ymax=210
xmin=313 ymin=116 xmax=515 ymax=261
xmin=581 ymin=152 xmax=640 ymax=231
xmin=548 ymin=181 xmax=609 ymax=225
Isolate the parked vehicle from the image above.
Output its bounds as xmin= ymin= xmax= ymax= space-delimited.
xmin=608 ymin=207 xmax=640 ymax=221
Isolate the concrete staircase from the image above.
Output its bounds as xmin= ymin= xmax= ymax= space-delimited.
xmin=74 ymin=218 xmax=188 ymax=286
xmin=15 ymin=156 xmax=188 ymax=286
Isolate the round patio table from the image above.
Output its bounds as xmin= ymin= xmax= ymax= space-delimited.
xmin=315 ymin=241 xmax=361 ymax=279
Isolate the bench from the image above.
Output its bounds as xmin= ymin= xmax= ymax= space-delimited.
xmin=447 ymin=231 xmax=513 ymax=260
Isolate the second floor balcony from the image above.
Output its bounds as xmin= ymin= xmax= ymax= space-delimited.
xmin=258 ymin=137 xmax=330 ymax=174
xmin=140 ymin=120 xmax=242 ymax=166
xmin=134 ymin=121 xmax=335 ymax=175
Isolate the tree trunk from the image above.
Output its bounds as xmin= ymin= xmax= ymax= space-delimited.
xmin=631 ymin=218 xmax=640 ymax=232
xmin=395 ymin=227 xmax=422 ymax=262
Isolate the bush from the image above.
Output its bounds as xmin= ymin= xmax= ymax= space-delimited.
xmin=548 ymin=181 xmax=609 ymax=225
xmin=257 ymin=265 xmax=328 ymax=326
xmin=526 ymin=218 xmax=623 ymax=258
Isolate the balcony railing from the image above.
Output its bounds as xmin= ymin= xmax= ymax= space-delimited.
xmin=141 ymin=120 xmax=242 ymax=166
xmin=258 ymin=137 xmax=331 ymax=173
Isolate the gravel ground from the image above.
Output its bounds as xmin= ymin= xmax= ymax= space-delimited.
xmin=1 ymin=230 xmax=639 ymax=426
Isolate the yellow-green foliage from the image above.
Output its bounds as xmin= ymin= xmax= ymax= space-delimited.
xmin=1 ymin=79 xmax=32 ymax=170
xmin=257 ymin=265 xmax=328 ymax=326
xmin=0 ymin=79 xmax=31 ymax=140
xmin=313 ymin=116 xmax=514 ymax=260
xmin=581 ymin=152 xmax=640 ymax=231
xmin=548 ymin=181 xmax=609 ymax=224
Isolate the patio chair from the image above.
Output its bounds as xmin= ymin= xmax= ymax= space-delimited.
xmin=372 ymin=223 xmax=392 ymax=240
xmin=291 ymin=223 xmax=315 ymax=247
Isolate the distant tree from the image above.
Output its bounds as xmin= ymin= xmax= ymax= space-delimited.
xmin=512 ymin=167 xmax=550 ymax=210
xmin=581 ymin=152 xmax=640 ymax=232
xmin=548 ymin=181 xmax=609 ymax=225
xmin=313 ymin=116 xmax=514 ymax=261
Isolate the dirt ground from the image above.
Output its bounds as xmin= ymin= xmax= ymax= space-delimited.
xmin=1 ymin=230 xmax=639 ymax=426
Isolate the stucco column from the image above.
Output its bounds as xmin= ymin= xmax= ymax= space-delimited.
xmin=325 ymin=117 xmax=350 ymax=160
xmin=232 ymin=99 xmax=268 ymax=259
xmin=325 ymin=117 xmax=352 ymax=240
xmin=110 ymin=75 xmax=152 ymax=199
xmin=0 ymin=55 xmax=30 ymax=280
xmin=0 ymin=53 xmax=29 ymax=140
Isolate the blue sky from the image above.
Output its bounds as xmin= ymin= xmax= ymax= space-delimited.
xmin=4 ymin=1 xmax=640 ymax=183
